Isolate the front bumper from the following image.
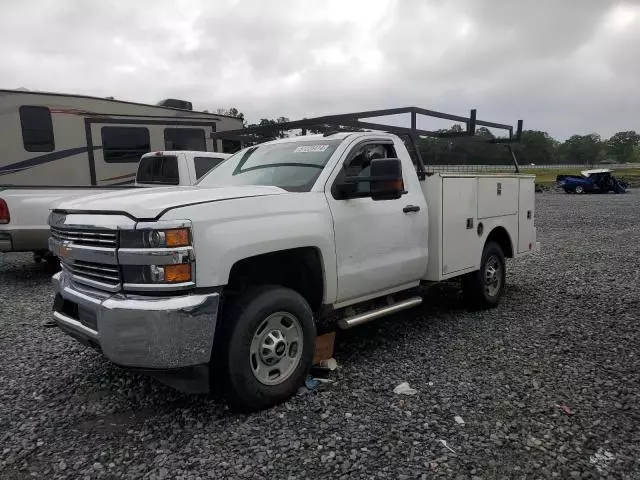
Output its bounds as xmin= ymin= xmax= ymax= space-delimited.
xmin=52 ymin=272 xmax=220 ymax=371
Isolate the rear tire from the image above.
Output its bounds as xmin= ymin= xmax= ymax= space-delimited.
xmin=218 ymin=285 xmax=316 ymax=411
xmin=462 ymin=242 xmax=506 ymax=309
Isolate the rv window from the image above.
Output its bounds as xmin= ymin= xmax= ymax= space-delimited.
xmin=102 ymin=127 xmax=150 ymax=163
xmin=194 ymin=156 xmax=225 ymax=179
xmin=20 ymin=106 xmax=54 ymax=152
xmin=164 ymin=128 xmax=206 ymax=151
xmin=136 ymin=155 xmax=179 ymax=185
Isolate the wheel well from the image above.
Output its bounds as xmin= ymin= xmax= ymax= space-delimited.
xmin=486 ymin=227 xmax=513 ymax=258
xmin=226 ymin=247 xmax=325 ymax=313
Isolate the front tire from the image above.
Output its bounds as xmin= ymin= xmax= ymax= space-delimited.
xmin=575 ymin=185 xmax=584 ymax=194
xmin=462 ymin=242 xmax=506 ymax=309
xmin=219 ymin=285 xmax=316 ymax=411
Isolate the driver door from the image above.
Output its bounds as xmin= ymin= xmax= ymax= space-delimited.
xmin=325 ymin=140 xmax=428 ymax=304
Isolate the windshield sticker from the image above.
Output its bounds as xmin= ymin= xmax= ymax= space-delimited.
xmin=293 ymin=144 xmax=330 ymax=153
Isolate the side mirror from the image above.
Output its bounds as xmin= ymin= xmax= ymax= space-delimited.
xmin=337 ymin=158 xmax=404 ymax=200
xmin=369 ymin=158 xmax=404 ymax=200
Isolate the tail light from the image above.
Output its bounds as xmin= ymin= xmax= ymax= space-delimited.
xmin=0 ymin=199 xmax=9 ymax=224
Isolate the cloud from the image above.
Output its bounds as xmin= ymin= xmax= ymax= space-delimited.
xmin=1 ymin=0 xmax=638 ymax=139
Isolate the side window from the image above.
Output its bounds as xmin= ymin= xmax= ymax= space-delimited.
xmin=346 ymin=143 xmax=398 ymax=194
xmin=194 ymin=156 xmax=225 ymax=179
xmin=20 ymin=106 xmax=54 ymax=152
xmin=164 ymin=128 xmax=206 ymax=151
xmin=102 ymin=127 xmax=150 ymax=163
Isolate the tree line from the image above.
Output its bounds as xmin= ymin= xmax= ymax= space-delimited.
xmin=215 ymin=108 xmax=640 ymax=166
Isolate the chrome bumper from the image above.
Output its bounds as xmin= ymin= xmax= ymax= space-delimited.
xmin=52 ymin=271 xmax=219 ymax=370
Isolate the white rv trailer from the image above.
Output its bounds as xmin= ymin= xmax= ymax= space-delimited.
xmin=0 ymin=89 xmax=244 ymax=186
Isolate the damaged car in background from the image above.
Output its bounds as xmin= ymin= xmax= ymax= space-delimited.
xmin=557 ymin=168 xmax=627 ymax=194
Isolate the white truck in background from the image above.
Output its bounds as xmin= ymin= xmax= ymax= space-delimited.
xmin=135 ymin=151 xmax=231 ymax=187
xmin=0 ymin=151 xmax=231 ymax=262
xmin=48 ymin=107 xmax=538 ymax=411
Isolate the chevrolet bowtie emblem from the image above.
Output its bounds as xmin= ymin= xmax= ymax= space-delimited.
xmin=59 ymin=241 xmax=72 ymax=259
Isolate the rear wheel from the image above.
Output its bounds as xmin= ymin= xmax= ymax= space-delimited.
xmin=218 ymin=285 xmax=316 ymax=411
xmin=462 ymin=242 xmax=506 ymax=309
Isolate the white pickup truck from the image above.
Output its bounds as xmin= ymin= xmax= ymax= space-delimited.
xmin=49 ymin=126 xmax=537 ymax=410
xmin=0 ymin=151 xmax=230 ymax=261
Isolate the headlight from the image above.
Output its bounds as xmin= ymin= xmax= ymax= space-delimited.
xmin=119 ymin=224 xmax=194 ymax=290
xmin=120 ymin=228 xmax=191 ymax=248
xmin=122 ymin=264 xmax=193 ymax=285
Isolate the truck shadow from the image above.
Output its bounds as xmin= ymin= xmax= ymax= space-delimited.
xmin=333 ymin=283 xmax=469 ymax=355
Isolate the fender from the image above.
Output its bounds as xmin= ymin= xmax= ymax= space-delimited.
xmin=162 ymin=192 xmax=338 ymax=304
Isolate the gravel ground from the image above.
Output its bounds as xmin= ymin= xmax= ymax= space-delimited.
xmin=1 ymin=191 xmax=639 ymax=479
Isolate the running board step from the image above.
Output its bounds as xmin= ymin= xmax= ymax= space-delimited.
xmin=338 ymin=296 xmax=423 ymax=329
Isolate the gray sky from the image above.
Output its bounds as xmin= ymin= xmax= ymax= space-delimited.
xmin=1 ymin=0 xmax=638 ymax=139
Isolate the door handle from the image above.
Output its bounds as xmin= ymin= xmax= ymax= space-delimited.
xmin=403 ymin=205 xmax=420 ymax=213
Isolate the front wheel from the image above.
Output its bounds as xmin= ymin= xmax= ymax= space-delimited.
xmin=575 ymin=185 xmax=584 ymax=194
xmin=462 ymin=242 xmax=506 ymax=309
xmin=218 ymin=285 xmax=316 ymax=411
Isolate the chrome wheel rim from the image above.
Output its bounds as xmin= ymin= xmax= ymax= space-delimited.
xmin=575 ymin=186 xmax=584 ymax=194
xmin=484 ymin=255 xmax=502 ymax=298
xmin=249 ymin=312 xmax=303 ymax=386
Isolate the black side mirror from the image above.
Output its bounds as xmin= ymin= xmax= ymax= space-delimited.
xmin=337 ymin=158 xmax=404 ymax=200
xmin=369 ymin=158 xmax=404 ymax=200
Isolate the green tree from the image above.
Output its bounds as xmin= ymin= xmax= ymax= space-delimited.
xmin=517 ymin=130 xmax=559 ymax=165
xmin=559 ymin=134 xmax=605 ymax=166
xmin=475 ymin=127 xmax=495 ymax=139
xmin=606 ymin=131 xmax=640 ymax=163
xmin=216 ymin=107 xmax=245 ymax=125
xmin=240 ymin=116 xmax=292 ymax=142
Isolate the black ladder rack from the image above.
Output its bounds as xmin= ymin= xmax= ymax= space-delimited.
xmin=211 ymin=106 xmax=524 ymax=176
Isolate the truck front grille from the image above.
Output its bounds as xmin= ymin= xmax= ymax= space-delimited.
xmin=61 ymin=260 xmax=121 ymax=292
xmin=51 ymin=227 xmax=117 ymax=248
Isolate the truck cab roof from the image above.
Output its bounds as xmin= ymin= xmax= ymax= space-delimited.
xmin=252 ymin=131 xmax=390 ymax=148
xmin=141 ymin=150 xmax=232 ymax=159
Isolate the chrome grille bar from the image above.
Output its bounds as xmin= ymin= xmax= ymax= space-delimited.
xmin=71 ymin=261 xmax=119 ymax=282
xmin=61 ymin=260 xmax=121 ymax=292
xmin=51 ymin=227 xmax=117 ymax=248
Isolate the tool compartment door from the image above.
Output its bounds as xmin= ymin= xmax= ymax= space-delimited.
xmin=477 ymin=177 xmax=518 ymax=219
xmin=441 ymin=177 xmax=478 ymax=275
xmin=518 ymin=178 xmax=535 ymax=253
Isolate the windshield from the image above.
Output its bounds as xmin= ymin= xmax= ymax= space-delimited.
xmin=197 ymin=139 xmax=343 ymax=191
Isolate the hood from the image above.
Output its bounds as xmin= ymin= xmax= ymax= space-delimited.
xmin=52 ymin=185 xmax=286 ymax=219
